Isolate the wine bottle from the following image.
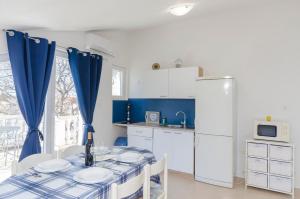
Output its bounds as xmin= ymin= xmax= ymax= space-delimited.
xmin=85 ymin=132 xmax=94 ymax=166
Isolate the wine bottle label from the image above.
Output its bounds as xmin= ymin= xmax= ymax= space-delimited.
xmin=88 ymin=132 xmax=92 ymax=140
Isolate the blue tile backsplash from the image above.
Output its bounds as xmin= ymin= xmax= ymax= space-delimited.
xmin=113 ymin=98 xmax=195 ymax=128
xmin=112 ymin=100 xmax=128 ymax=123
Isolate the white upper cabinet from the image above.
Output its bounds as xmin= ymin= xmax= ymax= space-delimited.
xmin=169 ymin=67 xmax=199 ymax=98
xmin=129 ymin=67 xmax=199 ymax=98
xmin=129 ymin=69 xmax=169 ymax=98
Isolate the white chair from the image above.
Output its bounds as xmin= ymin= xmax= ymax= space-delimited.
xmin=11 ymin=153 xmax=54 ymax=175
xmin=149 ymin=154 xmax=168 ymax=199
xmin=58 ymin=145 xmax=84 ymax=158
xmin=111 ymin=164 xmax=150 ymax=199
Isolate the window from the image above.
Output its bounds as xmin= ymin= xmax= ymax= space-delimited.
xmin=0 ymin=55 xmax=26 ymax=182
xmin=112 ymin=66 xmax=126 ymax=98
xmin=0 ymin=51 xmax=83 ymax=182
xmin=53 ymin=55 xmax=83 ymax=151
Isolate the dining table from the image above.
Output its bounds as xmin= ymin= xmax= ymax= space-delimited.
xmin=0 ymin=146 xmax=159 ymax=199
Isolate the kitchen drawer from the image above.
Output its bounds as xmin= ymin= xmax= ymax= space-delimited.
xmin=127 ymin=126 xmax=153 ymax=138
xmin=247 ymin=143 xmax=268 ymax=158
xmin=269 ymin=175 xmax=292 ymax=193
xmin=270 ymin=161 xmax=293 ymax=177
xmin=269 ymin=145 xmax=292 ymax=161
xmin=247 ymin=171 xmax=268 ymax=188
xmin=248 ymin=157 xmax=268 ymax=173
xmin=128 ymin=135 xmax=153 ymax=151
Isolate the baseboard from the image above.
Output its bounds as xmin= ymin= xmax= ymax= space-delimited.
xmin=195 ymin=175 xmax=233 ymax=188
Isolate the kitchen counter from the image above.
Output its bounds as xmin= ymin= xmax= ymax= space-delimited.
xmin=113 ymin=122 xmax=195 ymax=133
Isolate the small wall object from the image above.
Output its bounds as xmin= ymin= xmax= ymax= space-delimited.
xmin=175 ymin=58 xmax=183 ymax=68
xmin=152 ymin=63 xmax=160 ymax=70
xmin=126 ymin=103 xmax=131 ymax=124
xmin=198 ymin=67 xmax=204 ymax=77
xmin=266 ymin=115 xmax=272 ymax=122
xmin=145 ymin=111 xmax=160 ymax=124
xmin=161 ymin=117 xmax=168 ymax=126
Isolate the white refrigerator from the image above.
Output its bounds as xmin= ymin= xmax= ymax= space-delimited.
xmin=195 ymin=77 xmax=235 ymax=188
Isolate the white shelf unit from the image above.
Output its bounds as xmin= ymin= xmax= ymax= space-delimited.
xmin=245 ymin=140 xmax=295 ymax=198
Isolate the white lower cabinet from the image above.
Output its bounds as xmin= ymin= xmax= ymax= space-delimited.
xmin=270 ymin=161 xmax=293 ymax=177
xmin=153 ymin=128 xmax=194 ymax=174
xmin=247 ymin=157 xmax=268 ymax=173
xmin=247 ymin=171 xmax=268 ymax=188
xmin=247 ymin=142 xmax=268 ymax=158
xmin=128 ymin=135 xmax=153 ymax=152
xmin=246 ymin=140 xmax=295 ymax=198
xmin=128 ymin=126 xmax=153 ymax=151
xmin=269 ymin=145 xmax=293 ymax=161
xmin=269 ymin=175 xmax=292 ymax=193
xmin=127 ymin=126 xmax=194 ymax=174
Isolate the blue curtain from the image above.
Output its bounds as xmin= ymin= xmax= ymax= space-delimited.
xmin=67 ymin=47 xmax=102 ymax=144
xmin=6 ymin=30 xmax=56 ymax=161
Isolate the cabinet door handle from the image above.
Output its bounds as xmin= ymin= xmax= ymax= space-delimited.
xmin=163 ymin=131 xmax=172 ymax=134
xmin=188 ymin=96 xmax=195 ymax=98
xmin=174 ymin=132 xmax=182 ymax=135
xmin=144 ymin=138 xmax=152 ymax=141
xmin=160 ymin=95 xmax=168 ymax=98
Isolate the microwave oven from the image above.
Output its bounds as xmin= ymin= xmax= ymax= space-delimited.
xmin=253 ymin=120 xmax=290 ymax=142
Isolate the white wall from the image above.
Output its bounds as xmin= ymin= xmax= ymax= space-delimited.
xmin=0 ymin=30 xmax=124 ymax=147
xmin=114 ymin=1 xmax=300 ymax=187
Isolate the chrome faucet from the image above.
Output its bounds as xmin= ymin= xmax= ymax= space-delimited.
xmin=176 ymin=111 xmax=186 ymax=128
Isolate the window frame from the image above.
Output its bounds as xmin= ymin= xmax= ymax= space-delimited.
xmin=44 ymin=50 xmax=84 ymax=153
xmin=112 ymin=65 xmax=127 ymax=100
xmin=0 ymin=53 xmax=46 ymax=153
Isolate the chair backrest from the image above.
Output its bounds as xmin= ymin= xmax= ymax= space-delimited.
xmin=58 ymin=145 xmax=84 ymax=158
xmin=111 ymin=164 xmax=150 ymax=199
xmin=150 ymin=154 xmax=168 ymax=199
xmin=12 ymin=153 xmax=54 ymax=175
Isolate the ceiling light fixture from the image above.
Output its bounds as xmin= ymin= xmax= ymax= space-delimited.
xmin=168 ymin=3 xmax=194 ymax=16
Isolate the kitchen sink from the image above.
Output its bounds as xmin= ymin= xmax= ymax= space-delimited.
xmin=166 ymin=124 xmax=183 ymax=128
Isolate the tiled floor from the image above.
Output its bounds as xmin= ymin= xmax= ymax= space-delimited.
xmin=168 ymin=171 xmax=299 ymax=199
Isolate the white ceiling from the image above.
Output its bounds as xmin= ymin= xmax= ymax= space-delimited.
xmin=0 ymin=0 xmax=261 ymax=31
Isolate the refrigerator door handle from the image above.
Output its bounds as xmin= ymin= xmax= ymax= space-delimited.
xmin=194 ymin=118 xmax=198 ymax=130
xmin=195 ymin=134 xmax=200 ymax=147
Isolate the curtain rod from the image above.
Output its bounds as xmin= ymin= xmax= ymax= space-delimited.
xmin=2 ymin=29 xmax=115 ymax=59
xmin=56 ymin=44 xmax=114 ymax=59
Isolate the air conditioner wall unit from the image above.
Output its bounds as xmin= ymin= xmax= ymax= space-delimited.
xmin=85 ymin=33 xmax=114 ymax=57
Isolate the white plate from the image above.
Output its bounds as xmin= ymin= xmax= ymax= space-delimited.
xmin=114 ymin=152 xmax=144 ymax=163
xmin=73 ymin=167 xmax=113 ymax=184
xmin=34 ymin=159 xmax=71 ymax=173
xmin=94 ymin=146 xmax=111 ymax=155
xmin=96 ymin=154 xmax=116 ymax=161
xmin=111 ymin=147 xmax=125 ymax=153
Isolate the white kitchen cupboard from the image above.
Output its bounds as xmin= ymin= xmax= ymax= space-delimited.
xmin=127 ymin=126 xmax=153 ymax=151
xmin=153 ymin=128 xmax=194 ymax=174
xmin=168 ymin=67 xmax=199 ymax=98
xmin=245 ymin=140 xmax=295 ymax=198
xmin=129 ymin=67 xmax=200 ymax=99
xmin=129 ymin=69 xmax=169 ymax=98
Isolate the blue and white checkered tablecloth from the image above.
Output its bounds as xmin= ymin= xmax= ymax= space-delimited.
xmin=0 ymin=147 xmax=160 ymax=199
